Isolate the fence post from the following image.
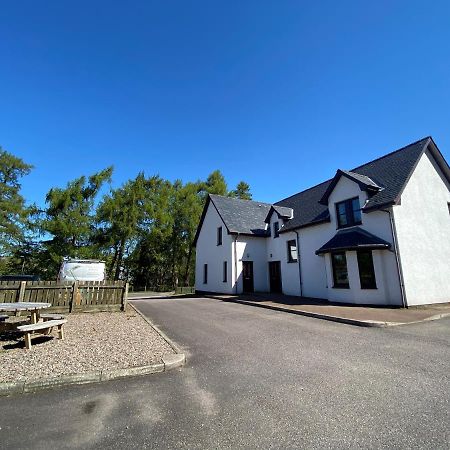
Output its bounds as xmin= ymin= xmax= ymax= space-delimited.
xmin=70 ymin=281 xmax=79 ymax=313
xmin=17 ymin=281 xmax=26 ymax=303
xmin=121 ymin=282 xmax=129 ymax=311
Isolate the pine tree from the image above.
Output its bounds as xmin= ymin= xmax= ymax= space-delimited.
xmin=0 ymin=147 xmax=33 ymax=261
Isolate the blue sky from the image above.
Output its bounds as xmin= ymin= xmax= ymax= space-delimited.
xmin=1 ymin=1 xmax=449 ymax=207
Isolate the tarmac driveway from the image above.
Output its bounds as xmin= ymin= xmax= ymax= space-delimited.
xmin=1 ymin=296 xmax=449 ymax=449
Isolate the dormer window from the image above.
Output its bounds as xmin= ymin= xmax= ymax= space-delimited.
xmin=273 ymin=221 xmax=280 ymax=238
xmin=336 ymin=197 xmax=362 ymax=229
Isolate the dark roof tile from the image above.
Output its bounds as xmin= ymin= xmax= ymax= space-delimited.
xmin=209 ymin=194 xmax=271 ymax=236
xmin=315 ymin=227 xmax=391 ymax=255
xmin=194 ymin=137 xmax=449 ymax=244
xmin=278 ymin=137 xmax=432 ymax=231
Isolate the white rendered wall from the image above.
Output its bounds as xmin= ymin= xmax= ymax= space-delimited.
xmin=300 ymin=175 xmax=402 ymax=305
xmin=297 ymin=222 xmax=329 ymax=300
xmin=235 ymin=236 xmax=269 ymax=293
xmin=195 ymin=203 xmax=234 ymax=294
xmin=393 ymin=150 xmax=450 ymax=306
xmin=266 ymin=213 xmax=301 ymax=296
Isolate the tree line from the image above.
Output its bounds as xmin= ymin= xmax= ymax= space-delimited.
xmin=0 ymin=146 xmax=252 ymax=288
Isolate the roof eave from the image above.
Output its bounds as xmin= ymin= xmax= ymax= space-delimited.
xmin=319 ymin=169 xmax=382 ymax=206
xmin=315 ymin=243 xmax=391 ymax=255
xmin=280 ymin=217 xmax=331 ymax=234
xmin=362 ymin=200 xmax=396 ymax=213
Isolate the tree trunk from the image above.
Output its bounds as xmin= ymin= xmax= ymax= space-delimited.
xmin=114 ymin=238 xmax=125 ymax=280
xmin=109 ymin=244 xmax=119 ymax=279
xmin=183 ymin=246 xmax=193 ymax=286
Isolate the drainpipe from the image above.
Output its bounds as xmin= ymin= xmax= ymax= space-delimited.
xmin=294 ymin=230 xmax=303 ymax=297
xmin=382 ymin=208 xmax=407 ymax=308
xmin=233 ymin=234 xmax=239 ymax=294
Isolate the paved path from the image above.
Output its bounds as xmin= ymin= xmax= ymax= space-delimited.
xmin=1 ymin=296 xmax=449 ymax=449
xmin=206 ymin=293 xmax=450 ymax=325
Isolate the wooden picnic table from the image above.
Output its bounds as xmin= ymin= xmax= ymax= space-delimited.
xmin=0 ymin=302 xmax=51 ymax=324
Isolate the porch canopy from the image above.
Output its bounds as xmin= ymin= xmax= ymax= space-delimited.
xmin=316 ymin=227 xmax=391 ymax=255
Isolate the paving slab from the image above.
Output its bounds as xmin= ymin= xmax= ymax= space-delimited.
xmin=206 ymin=293 xmax=450 ymax=326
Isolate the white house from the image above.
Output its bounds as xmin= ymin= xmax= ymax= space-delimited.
xmin=194 ymin=137 xmax=450 ymax=307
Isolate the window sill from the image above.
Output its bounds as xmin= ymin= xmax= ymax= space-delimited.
xmin=361 ymin=286 xmax=377 ymax=290
xmin=332 ymin=285 xmax=350 ymax=289
xmin=287 ymin=260 xmax=298 ymax=264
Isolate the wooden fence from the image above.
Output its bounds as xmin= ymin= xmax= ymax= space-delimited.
xmin=0 ymin=280 xmax=129 ymax=313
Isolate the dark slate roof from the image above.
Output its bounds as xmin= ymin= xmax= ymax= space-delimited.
xmin=341 ymin=170 xmax=381 ymax=189
xmin=319 ymin=169 xmax=383 ymax=205
xmin=273 ymin=205 xmax=293 ymax=218
xmin=210 ymin=194 xmax=272 ymax=236
xmin=277 ymin=136 xmax=440 ymax=232
xmin=193 ymin=137 xmax=450 ymax=244
xmin=264 ymin=205 xmax=293 ymax=223
xmin=315 ymin=227 xmax=391 ymax=255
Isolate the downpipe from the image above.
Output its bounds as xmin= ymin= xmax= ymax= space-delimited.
xmin=382 ymin=208 xmax=408 ymax=308
xmin=294 ymin=230 xmax=303 ymax=297
xmin=234 ymin=234 xmax=239 ymax=294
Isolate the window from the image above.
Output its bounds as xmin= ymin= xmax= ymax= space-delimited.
xmin=335 ymin=197 xmax=362 ymax=228
xmin=448 ymin=202 xmax=450 ymax=215
xmin=217 ymin=226 xmax=222 ymax=246
xmin=331 ymin=252 xmax=349 ymax=288
xmin=223 ymin=261 xmax=227 ymax=282
xmin=203 ymin=264 xmax=208 ymax=284
xmin=357 ymin=250 xmax=377 ymax=289
xmin=287 ymin=240 xmax=298 ymax=263
xmin=273 ymin=221 xmax=280 ymax=238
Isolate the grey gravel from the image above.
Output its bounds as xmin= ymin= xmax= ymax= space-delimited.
xmin=0 ymin=309 xmax=174 ymax=383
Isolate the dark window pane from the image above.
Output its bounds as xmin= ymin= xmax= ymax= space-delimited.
xmin=273 ymin=222 xmax=280 ymax=238
xmin=357 ymin=250 xmax=377 ymax=289
xmin=223 ymin=261 xmax=227 ymax=282
xmin=203 ymin=264 xmax=208 ymax=284
xmin=217 ymin=227 xmax=222 ymax=245
xmin=352 ymin=198 xmax=362 ymax=223
xmin=331 ymin=252 xmax=349 ymax=288
xmin=336 ymin=197 xmax=361 ymax=228
xmin=339 ymin=203 xmax=347 ymax=226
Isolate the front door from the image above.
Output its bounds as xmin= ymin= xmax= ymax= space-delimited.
xmin=242 ymin=261 xmax=254 ymax=293
xmin=269 ymin=261 xmax=282 ymax=293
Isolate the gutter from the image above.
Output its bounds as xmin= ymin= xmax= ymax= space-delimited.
xmin=294 ymin=230 xmax=303 ymax=297
xmin=382 ymin=208 xmax=408 ymax=308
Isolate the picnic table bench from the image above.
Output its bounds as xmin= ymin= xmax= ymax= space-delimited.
xmin=17 ymin=319 xmax=67 ymax=350
xmin=0 ymin=302 xmax=51 ymax=324
xmin=39 ymin=313 xmax=65 ymax=321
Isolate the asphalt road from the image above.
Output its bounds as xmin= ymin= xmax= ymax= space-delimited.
xmin=1 ymin=296 xmax=449 ymax=449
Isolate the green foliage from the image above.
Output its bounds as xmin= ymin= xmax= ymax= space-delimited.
xmin=230 ymin=181 xmax=252 ymax=200
xmin=0 ymin=147 xmax=33 ymax=258
xmin=0 ymin=150 xmax=252 ymax=286
xmin=203 ymin=170 xmax=227 ymax=196
xmin=40 ymin=167 xmax=113 ymax=273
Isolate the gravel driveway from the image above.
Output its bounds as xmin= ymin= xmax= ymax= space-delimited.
xmin=0 ymin=308 xmax=174 ymax=383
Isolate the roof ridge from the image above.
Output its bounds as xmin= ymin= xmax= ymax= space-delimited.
xmin=275 ymin=136 xmax=431 ymax=205
xmin=351 ymin=136 xmax=430 ymax=172
xmin=209 ymin=193 xmax=272 ymax=206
